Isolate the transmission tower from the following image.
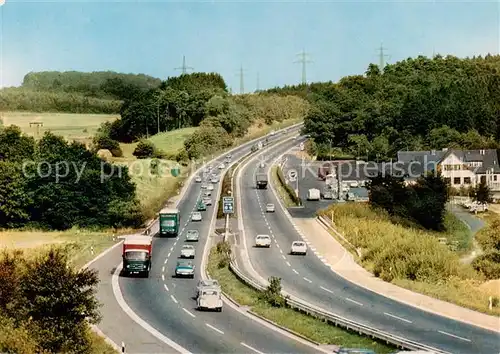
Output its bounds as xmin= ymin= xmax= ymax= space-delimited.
xmin=174 ymin=55 xmax=194 ymax=74
xmin=377 ymin=43 xmax=390 ymax=71
xmin=294 ymin=49 xmax=312 ymax=85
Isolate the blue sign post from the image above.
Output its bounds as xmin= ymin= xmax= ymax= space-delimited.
xmin=223 ymin=196 xmax=234 ymax=214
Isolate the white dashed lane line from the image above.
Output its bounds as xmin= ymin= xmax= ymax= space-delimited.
xmin=292 ymin=269 xmax=299 ymax=274
xmin=281 ymin=255 xmax=286 ymax=260
xmin=161 ymin=274 xmax=165 ymax=281
xmin=183 ymin=308 xmax=196 ymax=318
xmin=438 ymin=330 xmax=471 ymax=342
xmin=164 ymin=258 xmax=168 ymax=264
xmin=285 ymin=261 xmax=291 ymax=267
xmin=205 ymin=323 xmax=224 ymax=335
xmin=384 ymin=312 xmax=412 ymax=324
xmin=303 ymin=277 xmax=312 ymax=283
xmin=345 ymin=297 xmax=363 ymax=306
xmin=320 ymin=286 xmax=334 ymax=294
xmin=170 ymin=295 xmax=178 ymax=304
xmin=240 ymin=342 xmax=265 ymax=354
xmin=163 ymin=284 xmax=169 ymax=292
xmin=162 ymin=266 xmax=165 ymax=273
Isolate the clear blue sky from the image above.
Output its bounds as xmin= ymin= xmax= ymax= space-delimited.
xmin=0 ymin=0 xmax=498 ymax=91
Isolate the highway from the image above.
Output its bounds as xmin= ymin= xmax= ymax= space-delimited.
xmin=93 ymin=126 xmax=327 ymax=353
xmin=239 ymin=138 xmax=500 ymax=354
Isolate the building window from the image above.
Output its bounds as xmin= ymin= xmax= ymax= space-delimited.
xmin=495 ymin=175 xmax=498 ymax=182
xmin=464 ymin=177 xmax=471 ymax=184
xmin=444 ymin=177 xmax=451 ymax=185
xmin=454 ymin=177 xmax=461 ymax=185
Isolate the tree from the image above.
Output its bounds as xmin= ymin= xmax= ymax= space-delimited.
xmin=133 ymin=140 xmax=156 ymax=159
xmin=473 ymin=180 xmax=492 ymax=204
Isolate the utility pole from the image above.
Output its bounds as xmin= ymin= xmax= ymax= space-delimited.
xmin=174 ymin=55 xmax=194 ymax=75
xmin=238 ymin=65 xmax=245 ymax=94
xmin=377 ymin=43 xmax=390 ymax=71
xmin=294 ymin=49 xmax=312 ymax=85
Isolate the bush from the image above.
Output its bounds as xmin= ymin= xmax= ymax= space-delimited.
xmin=472 ymin=251 xmax=500 ymax=280
xmin=93 ymin=135 xmax=123 ymax=157
xmin=260 ymin=276 xmax=286 ymax=307
xmin=215 ymin=241 xmax=231 ymax=268
xmin=276 ymin=167 xmax=302 ymax=205
xmin=133 ymin=140 xmax=156 ymax=159
xmin=184 ymin=126 xmax=233 ymax=160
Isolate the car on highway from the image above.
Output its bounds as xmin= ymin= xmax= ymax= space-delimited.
xmin=175 ymin=260 xmax=195 ymax=278
xmin=207 ymin=184 xmax=214 ymax=191
xmin=195 ymin=176 xmax=202 ymax=183
xmin=197 ymin=288 xmax=223 ymax=312
xmin=265 ymin=203 xmax=275 ymax=212
xmin=259 ymin=162 xmax=265 ymax=168
xmin=191 ymin=212 xmax=202 ymax=222
xmin=211 ymin=176 xmax=219 ymax=183
xmin=186 ymin=230 xmax=199 ymax=242
xmin=218 ymin=163 xmax=225 ymax=169
xmin=290 ymin=240 xmax=307 ymax=255
xmin=203 ymin=191 xmax=212 ymax=197
xmin=201 ymin=183 xmax=208 ymax=189
xmin=255 ymin=234 xmax=271 ymax=248
xmin=196 ymin=279 xmax=220 ymax=298
xmin=203 ymin=197 xmax=213 ymax=206
xmin=197 ymin=200 xmax=207 ymax=211
xmin=180 ymin=245 xmax=196 ymax=259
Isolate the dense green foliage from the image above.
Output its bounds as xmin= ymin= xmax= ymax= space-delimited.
xmin=0 ymin=70 xmax=161 ymax=113
xmin=366 ymin=173 xmax=449 ymax=231
xmin=0 ymin=125 xmax=142 ymax=230
xmin=133 ymin=140 xmax=156 ymax=159
xmin=270 ymin=55 xmax=500 ymax=159
xmin=474 ymin=217 xmax=500 ymax=279
xmin=0 ymin=248 xmax=100 ymax=353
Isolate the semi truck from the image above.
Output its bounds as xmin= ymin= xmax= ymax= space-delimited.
xmin=256 ymin=173 xmax=268 ymax=189
xmin=122 ymin=235 xmax=153 ymax=277
xmin=159 ymin=208 xmax=180 ymax=237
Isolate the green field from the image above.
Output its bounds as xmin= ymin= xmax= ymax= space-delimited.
xmin=0 ymin=111 xmax=118 ymax=143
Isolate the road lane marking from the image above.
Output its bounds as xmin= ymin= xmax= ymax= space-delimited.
xmin=161 ymin=274 xmax=165 ymax=281
xmin=345 ymin=297 xmax=363 ymax=306
xmin=182 ymin=308 xmax=196 ymax=318
xmin=320 ymin=286 xmax=334 ymax=294
xmin=279 ymin=249 xmax=283 ymax=254
xmin=163 ymin=284 xmax=169 ymax=291
xmin=168 ymin=252 xmax=171 ymax=258
xmin=170 ymin=247 xmax=174 ymax=252
xmin=171 ymin=295 xmax=178 ymax=304
xmin=384 ymin=312 xmax=412 ymax=324
xmin=162 ymin=266 xmax=165 ymax=272
xmin=286 ymin=261 xmax=291 ymax=267
xmin=281 ymin=255 xmax=286 ymax=259
xmin=438 ymin=330 xmax=471 ymax=342
xmin=205 ymin=323 xmax=224 ymax=334
xmin=240 ymin=342 xmax=265 ymax=354
xmin=164 ymin=258 xmax=168 ymax=264
xmin=303 ymin=277 xmax=312 ymax=283
xmin=292 ymin=269 xmax=299 ymax=274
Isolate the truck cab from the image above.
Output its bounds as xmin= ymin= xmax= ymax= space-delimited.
xmin=159 ymin=208 xmax=180 ymax=237
xmin=255 ymin=173 xmax=268 ymax=189
xmin=122 ymin=235 xmax=152 ymax=277
xmin=197 ymin=288 xmax=223 ymax=312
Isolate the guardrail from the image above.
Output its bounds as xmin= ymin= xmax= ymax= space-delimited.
xmin=228 ymin=260 xmax=449 ymax=354
xmin=316 ymin=215 xmax=362 ymax=258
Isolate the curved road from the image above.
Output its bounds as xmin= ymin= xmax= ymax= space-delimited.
xmin=98 ymin=127 xmax=326 ymax=353
xmin=239 ymin=139 xmax=500 ymax=354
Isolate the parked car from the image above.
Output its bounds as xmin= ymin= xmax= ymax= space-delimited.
xmin=255 ymin=234 xmax=271 ymax=248
xmin=290 ymin=241 xmax=307 ymax=255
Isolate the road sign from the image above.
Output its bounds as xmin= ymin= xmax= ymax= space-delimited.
xmin=223 ymin=196 xmax=234 ymax=214
xmin=288 ymin=169 xmax=297 ymax=182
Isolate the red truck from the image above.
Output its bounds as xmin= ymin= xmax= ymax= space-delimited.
xmin=122 ymin=235 xmax=153 ymax=277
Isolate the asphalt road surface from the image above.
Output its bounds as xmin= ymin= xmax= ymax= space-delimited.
xmin=93 ymin=127 xmax=325 ymax=353
xmin=239 ymin=139 xmax=500 ymax=354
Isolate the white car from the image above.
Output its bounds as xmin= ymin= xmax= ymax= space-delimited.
xmin=218 ymin=163 xmax=225 ymax=169
xmin=197 ymin=288 xmax=223 ymax=312
xmin=195 ymin=176 xmax=202 ymax=183
xmin=201 ymin=183 xmax=208 ymax=189
xmin=266 ymin=203 xmax=275 ymax=212
xmin=203 ymin=198 xmax=212 ymax=206
xmin=207 ymin=184 xmax=214 ymax=191
xmin=203 ymin=191 xmax=212 ymax=197
xmin=186 ymin=230 xmax=199 ymax=242
xmin=196 ymin=279 xmax=220 ymax=298
xmin=211 ymin=177 xmax=219 ymax=183
xmin=290 ymin=241 xmax=307 ymax=255
xmin=180 ymin=245 xmax=196 ymax=258
xmin=255 ymin=234 xmax=271 ymax=248
xmin=191 ymin=212 xmax=202 ymax=222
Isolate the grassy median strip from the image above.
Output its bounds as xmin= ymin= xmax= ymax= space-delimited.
xmin=207 ymin=245 xmax=396 ymax=353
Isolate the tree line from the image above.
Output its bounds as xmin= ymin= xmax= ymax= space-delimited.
xmin=0 ymin=125 xmax=142 ymax=230
xmin=269 ymin=54 xmax=500 ymax=160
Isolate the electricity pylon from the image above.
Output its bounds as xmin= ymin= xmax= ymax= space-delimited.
xmin=294 ymin=49 xmax=312 ymax=85
xmin=174 ymin=55 xmax=194 ymax=74
xmin=237 ymin=65 xmax=245 ymax=94
xmin=377 ymin=43 xmax=390 ymax=71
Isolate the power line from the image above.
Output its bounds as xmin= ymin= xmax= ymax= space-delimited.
xmin=174 ymin=55 xmax=194 ymax=74
xmin=377 ymin=43 xmax=390 ymax=70
xmin=294 ymin=49 xmax=312 ymax=85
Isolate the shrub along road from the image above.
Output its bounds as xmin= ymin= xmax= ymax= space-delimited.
xmin=238 ymin=139 xmax=500 ymax=354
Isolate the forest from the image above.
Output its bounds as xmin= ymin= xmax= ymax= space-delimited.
xmin=268 ymin=54 xmax=500 ymax=160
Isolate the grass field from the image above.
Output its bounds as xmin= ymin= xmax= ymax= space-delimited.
xmin=0 ymin=111 xmax=118 ymax=144
xmin=319 ymin=203 xmax=500 ymax=315
xmin=207 ymin=246 xmax=395 ymax=353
